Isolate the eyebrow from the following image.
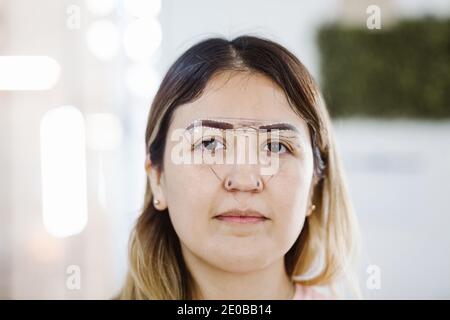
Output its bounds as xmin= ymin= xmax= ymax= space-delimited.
xmin=185 ymin=119 xmax=301 ymax=134
xmin=258 ymin=123 xmax=300 ymax=134
xmin=185 ymin=119 xmax=234 ymax=131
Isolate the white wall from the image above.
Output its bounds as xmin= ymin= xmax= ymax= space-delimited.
xmin=335 ymin=119 xmax=450 ymax=299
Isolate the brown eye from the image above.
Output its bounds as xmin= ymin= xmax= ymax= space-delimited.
xmin=200 ymin=137 xmax=225 ymax=152
xmin=264 ymin=141 xmax=288 ymax=154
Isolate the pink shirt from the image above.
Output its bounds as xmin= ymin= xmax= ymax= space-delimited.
xmin=292 ymin=284 xmax=330 ymax=300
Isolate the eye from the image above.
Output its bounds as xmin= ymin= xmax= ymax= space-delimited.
xmin=264 ymin=141 xmax=289 ymax=154
xmin=199 ymin=137 xmax=225 ymax=152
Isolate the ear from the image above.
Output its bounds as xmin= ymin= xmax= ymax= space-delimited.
xmin=306 ymin=178 xmax=317 ymax=217
xmin=306 ymin=202 xmax=314 ymax=217
xmin=145 ymin=154 xmax=167 ymax=211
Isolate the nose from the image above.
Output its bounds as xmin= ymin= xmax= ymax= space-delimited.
xmin=223 ymin=166 xmax=264 ymax=192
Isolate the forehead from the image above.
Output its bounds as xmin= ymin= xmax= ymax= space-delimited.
xmin=169 ymin=71 xmax=311 ymax=139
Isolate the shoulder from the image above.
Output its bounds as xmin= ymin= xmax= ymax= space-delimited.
xmin=292 ymin=283 xmax=334 ymax=300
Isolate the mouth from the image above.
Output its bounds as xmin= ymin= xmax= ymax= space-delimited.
xmin=214 ymin=209 xmax=269 ymax=224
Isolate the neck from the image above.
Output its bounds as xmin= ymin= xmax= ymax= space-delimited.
xmin=182 ymin=245 xmax=295 ymax=300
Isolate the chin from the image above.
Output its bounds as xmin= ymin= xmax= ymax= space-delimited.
xmin=209 ymin=249 xmax=276 ymax=273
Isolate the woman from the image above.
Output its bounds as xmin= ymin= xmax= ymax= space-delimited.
xmin=118 ymin=35 xmax=360 ymax=300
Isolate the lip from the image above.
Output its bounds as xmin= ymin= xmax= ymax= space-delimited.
xmin=214 ymin=209 xmax=269 ymax=224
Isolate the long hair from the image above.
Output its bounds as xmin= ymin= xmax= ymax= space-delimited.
xmin=118 ymin=35 xmax=361 ymax=299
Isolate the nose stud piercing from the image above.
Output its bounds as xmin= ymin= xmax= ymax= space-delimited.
xmin=224 ymin=178 xmax=262 ymax=190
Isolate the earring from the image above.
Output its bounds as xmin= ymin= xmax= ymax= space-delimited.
xmin=153 ymin=199 xmax=160 ymax=207
xmin=309 ymin=204 xmax=316 ymax=211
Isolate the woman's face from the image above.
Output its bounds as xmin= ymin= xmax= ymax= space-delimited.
xmin=149 ymin=71 xmax=315 ymax=273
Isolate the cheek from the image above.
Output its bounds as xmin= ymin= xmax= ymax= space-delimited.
xmin=267 ymin=159 xmax=314 ymax=249
xmin=162 ymin=161 xmax=218 ymax=243
xmin=275 ymin=165 xmax=312 ymax=212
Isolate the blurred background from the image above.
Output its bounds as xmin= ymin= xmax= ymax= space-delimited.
xmin=0 ymin=0 xmax=449 ymax=299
